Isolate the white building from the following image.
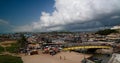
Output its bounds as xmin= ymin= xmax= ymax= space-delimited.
xmin=108 ymin=53 xmax=120 ymax=63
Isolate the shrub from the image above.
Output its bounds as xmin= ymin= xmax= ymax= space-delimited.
xmin=6 ymin=43 xmax=19 ymax=53
xmin=0 ymin=55 xmax=23 ymax=63
xmin=0 ymin=46 xmax=4 ymax=53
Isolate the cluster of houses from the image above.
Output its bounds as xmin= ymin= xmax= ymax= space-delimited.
xmin=0 ymin=30 xmax=120 ymax=55
xmin=0 ymin=31 xmax=120 ymax=63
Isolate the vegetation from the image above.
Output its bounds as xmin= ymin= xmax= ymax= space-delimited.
xmin=17 ymin=34 xmax=27 ymax=48
xmin=0 ymin=46 xmax=4 ymax=53
xmin=1 ymin=34 xmax=28 ymax=53
xmin=96 ymin=29 xmax=119 ymax=35
xmin=0 ymin=55 xmax=23 ymax=63
xmin=0 ymin=35 xmax=25 ymax=63
xmin=6 ymin=43 xmax=19 ymax=53
xmin=0 ymin=42 xmax=23 ymax=63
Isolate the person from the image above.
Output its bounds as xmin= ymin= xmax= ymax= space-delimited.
xmin=51 ymin=51 xmax=55 ymax=56
xmin=60 ymin=56 xmax=62 ymax=60
xmin=25 ymin=49 xmax=28 ymax=55
xmin=82 ymin=58 xmax=87 ymax=63
xmin=64 ymin=56 xmax=66 ymax=60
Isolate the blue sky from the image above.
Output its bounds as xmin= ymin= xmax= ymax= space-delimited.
xmin=0 ymin=0 xmax=120 ymax=33
xmin=0 ymin=0 xmax=54 ymax=25
xmin=0 ymin=0 xmax=54 ymax=32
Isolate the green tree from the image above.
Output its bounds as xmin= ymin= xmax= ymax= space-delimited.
xmin=17 ymin=34 xmax=27 ymax=48
xmin=96 ymin=29 xmax=118 ymax=35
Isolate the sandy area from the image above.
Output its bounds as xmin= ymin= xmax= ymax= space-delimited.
xmin=22 ymin=51 xmax=92 ymax=63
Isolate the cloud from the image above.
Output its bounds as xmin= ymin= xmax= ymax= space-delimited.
xmin=13 ymin=0 xmax=120 ymax=32
xmin=12 ymin=25 xmax=34 ymax=32
xmin=0 ymin=19 xmax=9 ymax=25
xmin=0 ymin=19 xmax=15 ymax=33
xmin=111 ymin=15 xmax=120 ymax=19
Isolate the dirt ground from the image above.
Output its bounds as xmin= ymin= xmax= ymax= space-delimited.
xmin=0 ymin=41 xmax=16 ymax=47
xmin=22 ymin=51 xmax=92 ymax=63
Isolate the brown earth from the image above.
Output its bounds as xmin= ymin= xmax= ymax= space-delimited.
xmin=0 ymin=40 xmax=16 ymax=47
xmin=22 ymin=51 xmax=92 ymax=63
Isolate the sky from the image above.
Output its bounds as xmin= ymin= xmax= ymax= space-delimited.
xmin=0 ymin=0 xmax=120 ymax=33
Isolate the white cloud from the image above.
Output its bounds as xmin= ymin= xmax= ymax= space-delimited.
xmin=12 ymin=25 xmax=34 ymax=32
xmin=0 ymin=19 xmax=9 ymax=25
xmin=111 ymin=15 xmax=120 ymax=19
xmin=13 ymin=0 xmax=120 ymax=32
